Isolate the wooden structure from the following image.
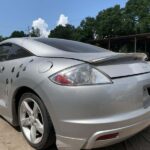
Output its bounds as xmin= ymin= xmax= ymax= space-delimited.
xmin=91 ymin=33 xmax=150 ymax=54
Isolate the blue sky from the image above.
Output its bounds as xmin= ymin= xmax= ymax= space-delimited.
xmin=0 ymin=0 xmax=127 ymax=36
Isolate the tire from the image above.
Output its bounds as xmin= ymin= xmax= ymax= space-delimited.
xmin=18 ymin=92 xmax=56 ymax=150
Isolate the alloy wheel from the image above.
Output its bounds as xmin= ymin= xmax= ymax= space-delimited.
xmin=19 ymin=98 xmax=44 ymax=144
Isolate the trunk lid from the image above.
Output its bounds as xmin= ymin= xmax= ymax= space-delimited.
xmin=89 ymin=53 xmax=150 ymax=78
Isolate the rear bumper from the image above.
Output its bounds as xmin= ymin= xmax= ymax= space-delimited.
xmin=56 ymin=115 xmax=150 ymax=150
xmin=84 ymin=120 xmax=150 ymax=149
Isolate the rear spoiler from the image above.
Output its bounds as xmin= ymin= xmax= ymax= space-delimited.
xmin=90 ymin=53 xmax=148 ymax=65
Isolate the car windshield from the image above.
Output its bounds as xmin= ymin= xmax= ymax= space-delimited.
xmin=35 ymin=38 xmax=108 ymax=53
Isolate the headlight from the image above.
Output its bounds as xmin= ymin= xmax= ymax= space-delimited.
xmin=50 ymin=64 xmax=112 ymax=86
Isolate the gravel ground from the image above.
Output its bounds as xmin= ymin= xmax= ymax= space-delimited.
xmin=0 ymin=117 xmax=150 ymax=150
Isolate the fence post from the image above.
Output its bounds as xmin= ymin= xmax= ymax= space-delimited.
xmin=108 ymin=38 xmax=111 ymax=50
xmin=134 ymin=36 xmax=137 ymax=53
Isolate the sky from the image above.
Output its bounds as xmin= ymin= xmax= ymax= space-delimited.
xmin=0 ymin=0 xmax=127 ymax=37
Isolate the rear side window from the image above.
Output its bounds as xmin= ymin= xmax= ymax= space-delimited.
xmin=0 ymin=44 xmax=11 ymax=61
xmin=0 ymin=43 xmax=32 ymax=61
xmin=9 ymin=44 xmax=32 ymax=60
xmin=35 ymin=38 xmax=108 ymax=53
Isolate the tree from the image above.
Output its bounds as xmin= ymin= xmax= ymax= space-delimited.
xmin=10 ymin=31 xmax=26 ymax=38
xmin=125 ymin=0 xmax=150 ymax=33
xmin=96 ymin=5 xmax=126 ymax=39
xmin=49 ymin=24 xmax=76 ymax=40
xmin=76 ymin=17 xmax=96 ymax=42
xmin=119 ymin=9 xmax=135 ymax=35
xmin=30 ymin=27 xmax=41 ymax=37
xmin=0 ymin=35 xmax=4 ymax=42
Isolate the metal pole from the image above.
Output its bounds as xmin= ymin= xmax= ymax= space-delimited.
xmin=108 ymin=39 xmax=111 ymax=50
xmin=145 ymin=40 xmax=147 ymax=53
xmin=134 ymin=37 xmax=137 ymax=53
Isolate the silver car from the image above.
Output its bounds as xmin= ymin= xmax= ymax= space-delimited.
xmin=0 ymin=38 xmax=150 ymax=150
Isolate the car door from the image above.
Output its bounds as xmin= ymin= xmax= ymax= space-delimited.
xmin=0 ymin=43 xmax=34 ymax=119
xmin=2 ymin=43 xmax=33 ymax=103
xmin=0 ymin=43 xmax=12 ymax=110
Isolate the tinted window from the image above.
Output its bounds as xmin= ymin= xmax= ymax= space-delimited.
xmin=0 ymin=43 xmax=32 ymax=61
xmin=9 ymin=44 xmax=32 ymax=60
xmin=0 ymin=44 xmax=11 ymax=61
xmin=35 ymin=38 xmax=108 ymax=53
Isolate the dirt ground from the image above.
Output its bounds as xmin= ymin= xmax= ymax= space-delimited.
xmin=0 ymin=117 xmax=150 ymax=150
xmin=0 ymin=117 xmax=33 ymax=150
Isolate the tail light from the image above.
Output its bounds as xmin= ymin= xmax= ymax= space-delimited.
xmin=50 ymin=64 xmax=112 ymax=86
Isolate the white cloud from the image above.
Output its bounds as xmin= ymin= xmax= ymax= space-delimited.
xmin=57 ymin=14 xmax=69 ymax=27
xmin=32 ymin=18 xmax=50 ymax=37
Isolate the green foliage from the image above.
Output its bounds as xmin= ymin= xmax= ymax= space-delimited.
xmin=48 ymin=0 xmax=150 ymax=42
xmin=49 ymin=17 xmax=96 ymax=43
xmin=78 ymin=17 xmax=96 ymax=42
xmin=96 ymin=5 xmax=124 ymax=38
xmin=30 ymin=27 xmax=41 ymax=37
xmin=49 ymin=24 xmax=76 ymax=40
xmin=0 ymin=36 xmax=3 ymax=42
xmin=0 ymin=35 xmax=8 ymax=42
xmin=10 ymin=31 xmax=26 ymax=38
xmin=125 ymin=0 xmax=150 ymax=33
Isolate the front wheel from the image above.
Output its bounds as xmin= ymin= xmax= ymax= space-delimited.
xmin=18 ymin=93 xmax=56 ymax=150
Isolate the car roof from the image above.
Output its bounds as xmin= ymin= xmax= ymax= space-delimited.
xmin=0 ymin=38 xmax=115 ymax=62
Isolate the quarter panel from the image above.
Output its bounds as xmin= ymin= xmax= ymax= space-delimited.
xmin=6 ymin=57 xmax=83 ymax=125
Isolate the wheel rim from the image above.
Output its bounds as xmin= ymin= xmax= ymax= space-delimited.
xmin=19 ymin=98 xmax=44 ymax=144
